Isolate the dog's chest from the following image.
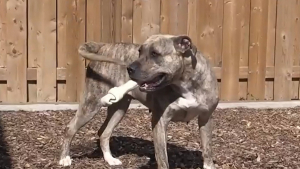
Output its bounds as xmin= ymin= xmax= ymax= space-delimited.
xmin=170 ymin=97 xmax=199 ymax=122
xmin=169 ymin=84 xmax=203 ymax=122
xmin=173 ymin=84 xmax=199 ymax=108
xmin=176 ymin=97 xmax=198 ymax=109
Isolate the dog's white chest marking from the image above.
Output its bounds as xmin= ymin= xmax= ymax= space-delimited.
xmin=177 ymin=96 xmax=198 ymax=109
xmin=176 ymin=85 xmax=199 ymax=109
xmin=170 ymin=90 xmax=200 ymax=122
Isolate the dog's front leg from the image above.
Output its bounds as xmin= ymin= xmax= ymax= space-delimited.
xmin=151 ymin=97 xmax=193 ymax=169
xmin=151 ymin=112 xmax=171 ymax=169
xmin=198 ymin=116 xmax=215 ymax=169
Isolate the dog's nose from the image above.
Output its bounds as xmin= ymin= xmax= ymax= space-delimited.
xmin=127 ymin=66 xmax=135 ymax=75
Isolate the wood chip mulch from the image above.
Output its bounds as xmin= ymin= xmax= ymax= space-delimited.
xmin=0 ymin=107 xmax=299 ymax=169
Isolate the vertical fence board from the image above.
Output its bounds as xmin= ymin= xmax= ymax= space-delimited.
xmin=57 ymin=0 xmax=68 ymax=102
xmin=27 ymin=0 xmax=39 ymax=102
xmin=238 ymin=0 xmax=250 ymax=100
xmin=291 ymin=0 xmax=300 ymax=99
xmin=28 ymin=0 xmax=57 ymax=102
xmin=86 ymin=0 xmax=102 ymax=66
xmin=0 ymin=0 xmax=7 ymax=68
xmin=187 ymin=0 xmax=197 ymax=46
xmin=265 ymin=0 xmax=277 ymax=100
xmin=75 ymin=0 xmax=86 ymax=101
xmin=121 ymin=0 xmax=133 ymax=43
xmin=0 ymin=0 xmax=7 ymax=102
xmin=37 ymin=0 xmax=57 ymax=102
xmin=133 ymin=0 xmax=142 ymax=42
xmin=101 ymin=0 xmax=114 ymax=43
xmin=239 ymin=0 xmax=251 ymax=69
xmin=86 ymin=0 xmax=102 ymax=42
xmin=28 ymin=0 xmax=39 ymax=68
xmin=274 ymin=0 xmax=295 ymax=100
xmin=247 ymin=0 xmax=269 ymax=100
xmin=221 ymin=0 xmax=244 ymax=101
xmin=58 ymin=0 xmax=86 ymax=102
xmin=294 ymin=0 xmax=300 ymax=100
xmin=113 ymin=0 xmax=122 ymax=43
xmin=160 ymin=0 xmax=169 ymax=34
xmin=6 ymin=0 xmax=27 ymax=103
xmin=196 ymin=0 xmax=223 ymax=66
xmin=133 ymin=0 xmax=160 ymax=43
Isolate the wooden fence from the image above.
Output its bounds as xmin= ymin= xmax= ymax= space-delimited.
xmin=0 ymin=0 xmax=299 ymax=103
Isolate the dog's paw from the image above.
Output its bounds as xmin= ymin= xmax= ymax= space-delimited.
xmin=105 ymin=156 xmax=122 ymax=166
xmin=59 ymin=156 xmax=72 ymax=167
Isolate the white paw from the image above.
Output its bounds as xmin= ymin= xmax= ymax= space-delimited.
xmin=59 ymin=156 xmax=72 ymax=167
xmin=104 ymin=156 xmax=122 ymax=166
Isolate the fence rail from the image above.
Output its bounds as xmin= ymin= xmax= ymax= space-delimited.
xmin=0 ymin=0 xmax=299 ymax=103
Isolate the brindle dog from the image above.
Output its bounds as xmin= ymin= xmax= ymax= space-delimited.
xmin=59 ymin=34 xmax=219 ymax=169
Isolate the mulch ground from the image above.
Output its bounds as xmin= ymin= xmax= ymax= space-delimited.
xmin=0 ymin=107 xmax=299 ymax=169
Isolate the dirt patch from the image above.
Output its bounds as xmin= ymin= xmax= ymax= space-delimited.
xmin=0 ymin=107 xmax=299 ymax=169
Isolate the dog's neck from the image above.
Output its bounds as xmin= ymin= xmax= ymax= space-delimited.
xmin=173 ymin=49 xmax=209 ymax=98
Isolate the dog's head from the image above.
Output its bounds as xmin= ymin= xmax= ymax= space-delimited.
xmin=127 ymin=34 xmax=196 ymax=92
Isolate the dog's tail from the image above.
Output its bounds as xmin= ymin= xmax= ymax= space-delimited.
xmin=78 ymin=42 xmax=127 ymax=66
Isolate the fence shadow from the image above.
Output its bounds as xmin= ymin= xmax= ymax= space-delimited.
xmin=73 ymin=136 xmax=204 ymax=169
xmin=0 ymin=117 xmax=12 ymax=169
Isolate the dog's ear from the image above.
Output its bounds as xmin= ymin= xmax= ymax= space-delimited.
xmin=172 ymin=35 xmax=193 ymax=53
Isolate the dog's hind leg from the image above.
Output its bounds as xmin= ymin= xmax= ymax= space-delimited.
xmin=59 ymin=92 xmax=101 ymax=167
xmin=98 ymin=94 xmax=131 ymax=166
xmin=198 ymin=116 xmax=216 ymax=169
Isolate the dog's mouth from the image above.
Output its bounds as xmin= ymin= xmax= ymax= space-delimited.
xmin=139 ymin=73 xmax=167 ymax=92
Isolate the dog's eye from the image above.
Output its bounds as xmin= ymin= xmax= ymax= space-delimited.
xmin=151 ymin=51 xmax=159 ymax=57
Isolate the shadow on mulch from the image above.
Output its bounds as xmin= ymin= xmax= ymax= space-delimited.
xmin=0 ymin=118 xmax=12 ymax=169
xmin=73 ymin=136 xmax=204 ymax=169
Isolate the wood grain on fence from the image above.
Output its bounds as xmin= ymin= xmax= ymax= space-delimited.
xmin=238 ymin=0 xmax=251 ymax=100
xmin=0 ymin=0 xmax=300 ymax=103
xmin=28 ymin=0 xmax=38 ymax=103
xmin=196 ymin=0 xmax=223 ymax=67
xmin=291 ymin=0 xmax=300 ymax=100
xmin=221 ymin=0 xmax=242 ymax=101
xmin=161 ymin=0 xmax=188 ymax=35
xmin=274 ymin=0 xmax=296 ymax=100
xmin=121 ymin=0 xmax=133 ymax=43
xmin=187 ymin=0 xmax=197 ymax=46
xmin=29 ymin=0 xmax=57 ymax=102
xmin=6 ymin=0 xmax=27 ymax=103
xmin=0 ymin=0 xmax=7 ymax=102
xmin=265 ymin=0 xmax=277 ymax=100
xmin=248 ymin=0 xmax=268 ymax=100
xmin=133 ymin=0 xmax=160 ymax=43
